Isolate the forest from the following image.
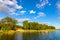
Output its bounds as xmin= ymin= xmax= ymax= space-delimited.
xmin=0 ymin=17 xmax=55 ymax=31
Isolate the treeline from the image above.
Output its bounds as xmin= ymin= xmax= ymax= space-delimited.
xmin=0 ymin=17 xmax=55 ymax=31
xmin=23 ymin=21 xmax=55 ymax=30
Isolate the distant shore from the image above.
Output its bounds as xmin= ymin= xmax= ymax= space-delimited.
xmin=16 ymin=29 xmax=55 ymax=33
xmin=0 ymin=29 xmax=55 ymax=35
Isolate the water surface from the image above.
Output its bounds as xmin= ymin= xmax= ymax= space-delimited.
xmin=0 ymin=30 xmax=60 ymax=40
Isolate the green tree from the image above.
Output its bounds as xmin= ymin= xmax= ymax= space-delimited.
xmin=23 ymin=20 xmax=29 ymax=29
xmin=0 ymin=16 xmax=18 ymax=30
xmin=48 ymin=26 xmax=56 ymax=29
xmin=23 ymin=20 xmax=56 ymax=30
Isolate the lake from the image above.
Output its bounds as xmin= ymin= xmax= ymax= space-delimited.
xmin=0 ymin=30 xmax=60 ymax=40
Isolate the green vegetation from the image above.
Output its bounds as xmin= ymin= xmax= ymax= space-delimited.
xmin=0 ymin=17 xmax=18 ymax=31
xmin=0 ymin=17 xmax=55 ymax=31
xmin=23 ymin=20 xmax=55 ymax=30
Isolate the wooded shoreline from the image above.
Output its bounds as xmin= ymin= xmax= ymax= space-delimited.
xmin=0 ymin=29 xmax=55 ymax=35
xmin=0 ymin=17 xmax=56 ymax=35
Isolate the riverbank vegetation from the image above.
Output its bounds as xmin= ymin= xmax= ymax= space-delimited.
xmin=0 ymin=17 xmax=55 ymax=32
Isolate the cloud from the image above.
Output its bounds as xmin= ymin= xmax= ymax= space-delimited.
xmin=36 ymin=0 xmax=51 ymax=8
xmin=38 ymin=12 xmax=46 ymax=17
xmin=0 ymin=18 xmax=2 ymax=21
xmin=34 ymin=12 xmax=46 ymax=19
xmin=9 ymin=12 xmax=20 ymax=16
xmin=40 ymin=22 xmax=51 ymax=25
xmin=56 ymin=2 xmax=60 ymax=12
xmin=0 ymin=4 xmax=11 ymax=14
xmin=56 ymin=0 xmax=60 ymax=18
xmin=9 ymin=10 xmax=26 ymax=16
xmin=20 ymin=10 xmax=26 ymax=14
xmin=0 ymin=0 xmax=23 ymax=14
xmin=17 ymin=18 xmax=30 ymax=22
xmin=15 ymin=4 xmax=23 ymax=9
xmin=3 ymin=0 xmax=14 ymax=5
xmin=30 ymin=10 xmax=36 ymax=14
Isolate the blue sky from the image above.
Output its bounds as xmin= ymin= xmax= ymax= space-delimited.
xmin=0 ymin=0 xmax=60 ymax=29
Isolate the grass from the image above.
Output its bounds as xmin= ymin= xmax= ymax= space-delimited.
xmin=0 ymin=29 xmax=54 ymax=35
xmin=16 ymin=29 xmax=54 ymax=33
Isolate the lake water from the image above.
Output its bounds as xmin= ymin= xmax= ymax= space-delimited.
xmin=0 ymin=30 xmax=60 ymax=40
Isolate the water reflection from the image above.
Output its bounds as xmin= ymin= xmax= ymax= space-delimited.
xmin=0 ymin=33 xmax=15 ymax=40
xmin=15 ymin=33 xmax=23 ymax=40
xmin=23 ymin=32 xmax=40 ymax=40
xmin=0 ymin=30 xmax=60 ymax=40
xmin=16 ymin=31 xmax=60 ymax=40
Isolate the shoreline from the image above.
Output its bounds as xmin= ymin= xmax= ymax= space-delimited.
xmin=0 ymin=29 xmax=55 ymax=35
xmin=16 ymin=29 xmax=54 ymax=33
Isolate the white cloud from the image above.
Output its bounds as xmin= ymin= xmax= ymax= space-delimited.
xmin=56 ymin=0 xmax=60 ymax=18
xmin=0 ymin=3 xmax=15 ymax=14
xmin=15 ymin=5 xmax=23 ymax=9
xmin=17 ymin=18 xmax=30 ymax=22
xmin=0 ymin=0 xmax=23 ymax=14
xmin=34 ymin=16 xmax=40 ymax=19
xmin=20 ymin=10 xmax=26 ymax=14
xmin=0 ymin=18 xmax=2 ymax=21
xmin=56 ymin=3 xmax=60 ymax=12
xmin=34 ymin=12 xmax=46 ymax=19
xmin=38 ymin=12 xmax=46 ymax=17
xmin=30 ymin=10 xmax=36 ymax=14
xmin=9 ymin=13 xmax=20 ymax=16
xmin=56 ymin=0 xmax=60 ymax=14
xmin=36 ymin=0 xmax=51 ymax=8
xmin=40 ymin=22 xmax=51 ymax=25
xmin=9 ymin=10 xmax=26 ymax=16
xmin=4 ymin=0 xmax=14 ymax=5
xmin=36 ymin=3 xmax=45 ymax=8
xmin=0 ymin=0 xmax=3 ymax=3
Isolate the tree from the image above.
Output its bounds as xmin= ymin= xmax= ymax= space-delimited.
xmin=29 ymin=22 xmax=39 ymax=30
xmin=0 ymin=16 xmax=18 ymax=30
xmin=23 ymin=20 xmax=29 ymax=29
xmin=23 ymin=20 xmax=56 ymax=30
xmin=48 ymin=26 xmax=56 ymax=29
